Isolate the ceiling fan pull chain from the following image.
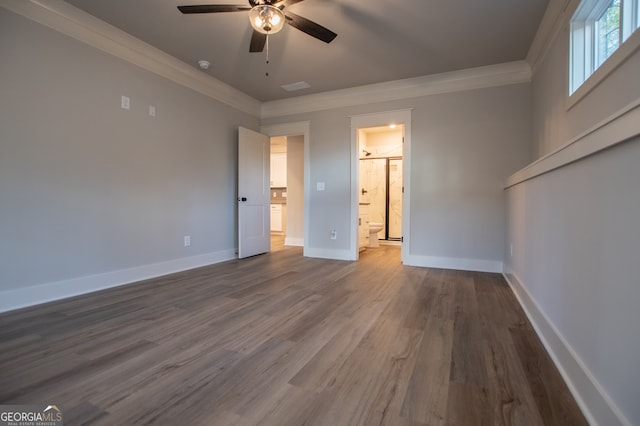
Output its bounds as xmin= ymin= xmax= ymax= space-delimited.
xmin=265 ymin=33 xmax=270 ymax=77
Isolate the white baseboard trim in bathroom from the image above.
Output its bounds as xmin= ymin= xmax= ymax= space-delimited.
xmin=0 ymin=249 xmax=236 ymax=314
xmin=304 ymin=247 xmax=354 ymax=261
xmin=403 ymin=254 xmax=503 ymax=273
xmin=503 ymin=271 xmax=630 ymax=426
xmin=284 ymin=237 xmax=304 ymax=247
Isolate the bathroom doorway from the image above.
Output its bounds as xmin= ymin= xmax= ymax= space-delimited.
xmin=350 ymin=109 xmax=411 ymax=263
xmin=358 ymin=126 xmax=404 ymax=248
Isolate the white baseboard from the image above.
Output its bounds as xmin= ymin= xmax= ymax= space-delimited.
xmin=503 ymin=270 xmax=630 ymax=426
xmin=284 ymin=237 xmax=304 ymax=247
xmin=403 ymin=254 xmax=503 ymax=273
xmin=0 ymin=249 xmax=236 ymax=314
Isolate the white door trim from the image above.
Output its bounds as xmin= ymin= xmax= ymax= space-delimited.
xmin=350 ymin=110 xmax=412 ymax=263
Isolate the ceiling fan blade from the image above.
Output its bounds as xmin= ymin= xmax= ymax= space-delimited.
xmin=285 ymin=12 xmax=337 ymax=43
xmin=177 ymin=5 xmax=251 ymax=14
xmin=249 ymin=30 xmax=267 ymax=52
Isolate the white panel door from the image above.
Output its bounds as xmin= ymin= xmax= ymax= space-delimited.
xmin=238 ymin=127 xmax=270 ymax=258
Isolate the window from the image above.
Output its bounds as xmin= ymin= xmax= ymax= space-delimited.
xmin=596 ymin=0 xmax=621 ymax=66
xmin=570 ymin=0 xmax=640 ymax=94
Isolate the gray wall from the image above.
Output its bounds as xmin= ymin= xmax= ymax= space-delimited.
xmin=409 ymin=86 xmax=531 ymax=263
xmin=506 ymin=137 xmax=640 ymax=426
xmin=0 ymin=9 xmax=258 ymax=302
xmin=506 ymin=16 xmax=640 ymax=425
xmin=262 ymin=84 xmax=532 ymax=268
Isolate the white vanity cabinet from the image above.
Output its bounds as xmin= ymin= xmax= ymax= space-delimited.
xmin=358 ymin=204 xmax=370 ymax=251
xmin=270 ymin=204 xmax=283 ymax=232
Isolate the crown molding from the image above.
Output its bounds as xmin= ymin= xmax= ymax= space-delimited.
xmin=260 ymin=61 xmax=531 ymax=119
xmin=526 ymin=0 xmax=580 ymax=75
xmin=0 ymin=0 xmax=261 ymax=117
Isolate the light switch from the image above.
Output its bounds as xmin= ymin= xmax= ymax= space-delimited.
xmin=149 ymin=105 xmax=156 ymax=117
xmin=121 ymin=95 xmax=130 ymax=110
xmin=317 ymin=182 xmax=325 ymax=191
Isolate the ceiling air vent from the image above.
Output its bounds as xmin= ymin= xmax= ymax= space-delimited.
xmin=280 ymin=81 xmax=311 ymax=92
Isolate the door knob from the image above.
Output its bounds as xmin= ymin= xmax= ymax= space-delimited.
xmin=238 ymin=197 xmax=247 ymax=202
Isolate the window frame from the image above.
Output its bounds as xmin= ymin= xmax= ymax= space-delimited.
xmin=568 ymin=0 xmax=640 ymax=107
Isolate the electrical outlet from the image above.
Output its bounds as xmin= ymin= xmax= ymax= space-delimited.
xmin=184 ymin=235 xmax=191 ymax=247
xmin=330 ymin=229 xmax=337 ymax=240
xmin=149 ymin=105 xmax=156 ymax=117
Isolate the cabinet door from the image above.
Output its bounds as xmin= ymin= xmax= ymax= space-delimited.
xmin=270 ymin=204 xmax=283 ymax=232
xmin=358 ymin=205 xmax=369 ymax=249
xmin=271 ymin=153 xmax=287 ymax=187
xmin=270 ymin=157 xmax=275 ymax=187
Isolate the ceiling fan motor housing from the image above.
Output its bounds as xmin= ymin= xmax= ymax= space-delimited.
xmin=249 ymin=0 xmax=276 ymax=7
xmin=250 ymin=4 xmax=285 ymax=34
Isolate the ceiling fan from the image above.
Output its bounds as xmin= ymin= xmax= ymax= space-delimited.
xmin=178 ymin=0 xmax=337 ymax=53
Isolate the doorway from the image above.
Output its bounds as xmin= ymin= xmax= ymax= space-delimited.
xmin=350 ymin=110 xmax=412 ymax=263
xmin=269 ymin=135 xmax=304 ymax=251
xmin=261 ymin=121 xmax=309 ymax=255
xmin=358 ymin=126 xmax=404 ymax=248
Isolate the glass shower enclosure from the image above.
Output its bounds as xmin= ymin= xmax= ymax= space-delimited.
xmin=359 ymin=157 xmax=403 ymax=241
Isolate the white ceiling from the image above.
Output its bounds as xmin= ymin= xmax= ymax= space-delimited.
xmin=63 ymin=0 xmax=549 ymax=102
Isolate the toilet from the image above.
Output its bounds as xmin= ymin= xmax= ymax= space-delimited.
xmin=368 ymin=223 xmax=384 ymax=247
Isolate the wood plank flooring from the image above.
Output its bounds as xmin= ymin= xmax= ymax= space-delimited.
xmin=0 ymin=244 xmax=587 ymax=425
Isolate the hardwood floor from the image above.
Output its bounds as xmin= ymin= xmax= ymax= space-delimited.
xmin=0 ymin=245 xmax=587 ymax=425
xmin=270 ymin=233 xmax=287 ymax=252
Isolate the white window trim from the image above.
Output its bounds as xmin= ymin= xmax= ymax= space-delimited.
xmin=568 ymin=0 xmax=640 ymax=109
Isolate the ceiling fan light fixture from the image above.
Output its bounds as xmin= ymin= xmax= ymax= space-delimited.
xmin=249 ymin=5 xmax=285 ymax=34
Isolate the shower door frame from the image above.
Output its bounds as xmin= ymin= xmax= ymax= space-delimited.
xmin=359 ymin=155 xmax=403 ymax=242
xmin=386 ymin=156 xmax=403 ymax=241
